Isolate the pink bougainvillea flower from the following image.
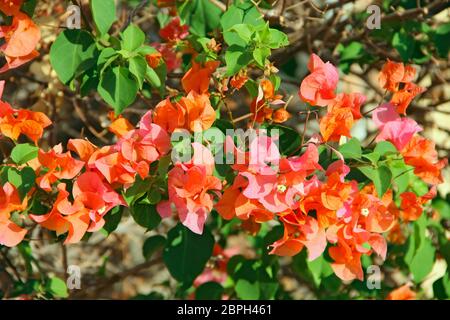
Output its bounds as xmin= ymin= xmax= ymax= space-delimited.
xmin=299 ymin=53 xmax=339 ymax=106
xmin=0 ymin=182 xmax=27 ymax=247
xmin=37 ymin=144 xmax=85 ymax=191
xmin=159 ymin=17 xmax=189 ymax=42
xmin=257 ymin=144 xmax=322 ymax=213
xmin=372 ymin=103 xmax=422 ymax=150
xmin=157 ymin=143 xmax=222 ymax=234
xmin=116 ymin=111 xmax=171 ymax=179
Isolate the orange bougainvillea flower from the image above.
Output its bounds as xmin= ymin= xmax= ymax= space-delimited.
xmin=153 ymin=97 xmax=186 ymax=133
xmin=0 ymin=12 xmax=40 ymax=73
xmin=272 ymin=108 xmax=292 ymax=123
xmin=31 ymin=172 xmax=125 ymax=244
xmin=0 ymin=182 xmax=27 ymax=247
xmin=159 ymin=17 xmax=189 ymax=42
xmin=230 ymin=70 xmax=248 ymax=90
xmin=0 ymin=99 xmax=51 ymax=144
xmin=89 ymin=146 xmax=136 ymax=186
xmin=320 ymin=106 xmax=354 ymax=142
xmin=379 ymin=60 xmax=416 ymax=92
xmin=37 ymin=144 xmax=85 ymax=191
xmin=109 ymin=115 xmax=134 ymax=138
xmin=250 ymin=79 xmax=284 ymax=124
xmin=215 ymin=175 xmax=274 ymax=229
xmin=386 ymin=284 xmax=416 ymax=300
xmin=68 ymin=138 xmax=98 ymax=162
xmin=145 ymin=51 xmax=163 ymax=69
xmin=390 ymin=82 xmax=425 ymax=115
xmin=401 ymin=135 xmax=447 ymax=185
xmin=320 ymin=92 xmax=366 ymax=142
xmin=181 ymin=91 xmax=216 ymax=132
xmin=182 ymin=60 xmax=220 ymax=94
xmin=153 ymin=92 xmax=215 ymax=133
xmin=400 ymin=187 xmax=436 ymax=222
xmin=0 ymin=0 xmax=23 ymax=16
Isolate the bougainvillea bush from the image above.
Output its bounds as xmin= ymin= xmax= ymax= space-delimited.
xmin=0 ymin=0 xmax=449 ymax=300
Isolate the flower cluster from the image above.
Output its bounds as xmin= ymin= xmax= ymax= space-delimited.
xmin=0 ymin=1 xmax=446 ymax=286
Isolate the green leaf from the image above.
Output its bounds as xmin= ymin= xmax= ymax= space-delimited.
xmin=392 ymin=29 xmax=415 ymax=62
xmin=268 ymin=28 xmax=289 ymax=49
xmin=6 ymin=166 xmax=36 ymax=199
xmin=362 ymin=152 xmax=380 ymax=164
xmin=433 ymin=274 xmax=450 ymax=299
xmin=98 ymin=66 xmax=138 ymax=114
xmin=338 ymin=41 xmax=364 ymax=61
xmin=178 ymin=0 xmax=222 ymax=37
xmin=358 ymin=165 xmax=392 ymax=197
xmin=101 ymin=206 xmax=123 ymax=236
xmin=410 ymin=240 xmax=435 ymax=283
xmin=163 ymin=223 xmax=214 ymax=287
xmin=50 ymin=30 xmax=96 ymax=84
xmin=405 ymin=215 xmax=436 ymax=283
xmin=432 ymin=199 xmax=450 ymax=219
xmin=229 ymin=24 xmax=253 ymax=44
xmin=224 ymin=45 xmax=252 ymax=76
xmin=145 ymin=65 xmax=162 ymax=89
xmin=221 ymin=5 xmax=245 ymax=46
xmin=306 ymin=255 xmax=333 ymax=287
xmin=91 ymin=0 xmax=116 ymax=35
xmin=21 ymin=0 xmax=38 ymax=17
xmin=388 ymin=158 xmax=412 ymax=194
xmin=253 ymin=47 xmax=270 ymax=67
xmin=374 ymin=141 xmax=398 ymax=156
xmin=121 ymin=24 xmax=146 ymax=52
xmin=143 ymin=235 xmax=166 ymax=260
xmin=46 ymin=277 xmax=68 ymax=298
xmin=195 ymin=282 xmax=224 ymax=300
xmin=235 ymin=279 xmax=260 ymax=300
xmin=433 ymin=23 xmax=450 ymax=58
xmin=129 ymin=56 xmax=147 ymax=89
xmin=339 ymin=138 xmax=362 ymax=160
xmin=131 ymin=203 xmax=161 ymax=230
xmin=10 ymin=143 xmax=39 ymax=165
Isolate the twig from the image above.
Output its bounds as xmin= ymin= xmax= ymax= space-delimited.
xmin=0 ymin=249 xmax=23 ymax=283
